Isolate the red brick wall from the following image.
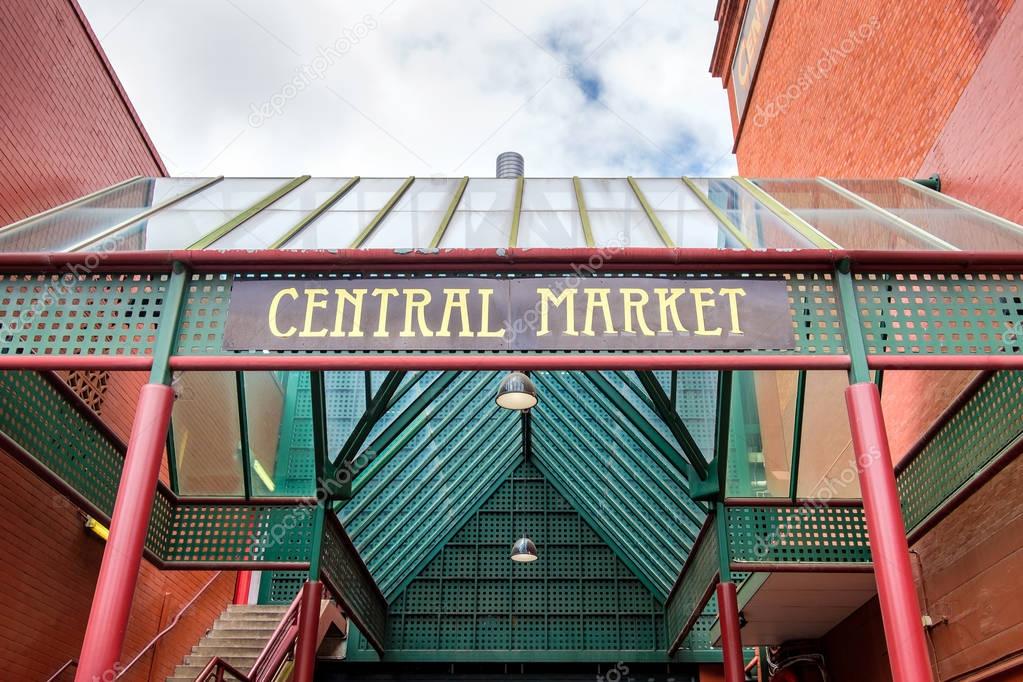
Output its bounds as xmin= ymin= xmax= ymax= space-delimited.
xmin=0 ymin=0 xmax=166 ymax=227
xmin=0 ymin=2 xmax=233 ymax=680
xmin=713 ymin=0 xmax=1023 ymax=680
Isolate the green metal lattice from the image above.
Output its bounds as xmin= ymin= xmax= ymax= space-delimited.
xmin=666 ymin=517 xmax=719 ymax=654
xmin=0 ymin=273 xmax=167 ymax=357
xmin=725 ymin=505 xmax=871 ymax=565
xmin=348 ymin=461 xmax=667 ymax=660
xmin=856 ymin=272 xmax=1023 ymax=355
xmin=897 ymin=371 xmax=1023 ymax=532
xmin=320 ymin=515 xmax=388 ymax=652
xmin=164 ymin=503 xmax=317 ymax=564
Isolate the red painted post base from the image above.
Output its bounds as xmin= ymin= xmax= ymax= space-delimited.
xmin=233 ymin=571 xmax=253 ymax=605
xmin=292 ymin=580 xmax=324 ymax=682
xmin=846 ymin=382 xmax=934 ymax=682
xmin=717 ymin=581 xmax=745 ymax=682
xmin=75 ymin=384 xmax=175 ymax=682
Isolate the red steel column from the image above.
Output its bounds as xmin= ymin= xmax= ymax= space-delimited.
xmin=75 ymin=383 xmax=175 ymax=682
xmin=717 ymin=581 xmax=745 ymax=682
xmin=233 ymin=571 xmax=253 ymax=605
xmin=846 ymin=382 xmax=934 ymax=682
xmin=292 ymin=580 xmax=324 ymax=682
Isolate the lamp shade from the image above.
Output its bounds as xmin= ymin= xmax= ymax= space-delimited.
xmin=510 ymin=536 xmax=538 ymax=562
xmin=496 ymin=371 xmax=537 ymax=410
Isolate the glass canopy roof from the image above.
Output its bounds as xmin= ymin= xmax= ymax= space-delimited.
xmin=4 ymin=176 xmax=1021 ymax=252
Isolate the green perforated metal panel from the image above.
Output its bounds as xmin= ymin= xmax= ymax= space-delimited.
xmin=320 ymin=516 xmax=388 ymax=652
xmin=163 ymin=503 xmax=316 ymax=564
xmin=260 ymin=570 xmax=307 ymax=605
xmin=0 ymin=371 xmax=124 ymax=515
xmin=666 ymin=518 xmax=719 ymax=653
xmin=175 ymin=271 xmax=842 ymax=356
xmin=855 ymin=272 xmax=1023 ymax=355
xmin=897 ymin=371 xmax=1023 ymax=531
xmin=0 ymin=273 xmax=167 ymax=357
xmin=726 ymin=505 xmax=871 ymax=565
xmin=379 ymin=461 xmax=665 ymax=656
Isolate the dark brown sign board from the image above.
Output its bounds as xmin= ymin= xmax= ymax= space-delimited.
xmin=223 ymin=277 xmax=795 ymax=352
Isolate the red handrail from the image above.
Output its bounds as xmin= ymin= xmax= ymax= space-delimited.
xmin=44 ymin=659 xmax=76 ymax=682
xmin=193 ymin=657 xmax=250 ymax=681
xmin=115 ymin=571 xmax=226 ymax=679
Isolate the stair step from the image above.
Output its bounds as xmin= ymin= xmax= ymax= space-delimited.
xmin=189 ymin=645 xmax=265 ymax=659
xmin=192 ymin=635 xmax=270 ymax=647
xmin=218 ymin=612 xmax=290 ymax=623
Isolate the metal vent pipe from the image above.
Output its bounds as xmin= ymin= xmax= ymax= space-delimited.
xmin=496 ymin=151 xmax=524 ymax=178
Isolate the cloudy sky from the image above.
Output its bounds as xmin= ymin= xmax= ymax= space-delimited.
xmin=80 ymin=0 xmax=736 ymax=178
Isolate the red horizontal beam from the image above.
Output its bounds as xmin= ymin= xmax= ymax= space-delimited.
xmin=730 ymin=562 xmax=874 ymax=573
xmin=868 ymin=355 xmax=1023 ymax=370
xmin=169 ymin=354 xmax=852 ymax=371
xmin=0 ymin=356 xmax=152 ymax=371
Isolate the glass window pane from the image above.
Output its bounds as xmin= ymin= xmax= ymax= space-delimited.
xmin=634 ymin=178 xmax=701 ymax=211
xmin=391 ymin=178 xmax=460 ymax=211
xmin=580 ymin=178 xmax=641 ymax=210
xmin=690 ymin=177 xmax=810 ymax=248
xmin=0 ymin=177 xmax=208 ymax=252
xmin=172 ymin=372 xmax=244 ymax=496
xmin=441 ymin=211 xmax=512 ymax=247
xmin=796 ymin=371 xmax=860 ymax=499
xmin=834 ymin=179 xmax=1023 ymax=251
xmin=518 ymin=211 xmax=584 ymax=247
xmin=242 ymin=371 xmax=286 ymax=496
xmin=726 ymin=370 xmax=799 ymax=498
xmin=589 ymin=210 xmax=663 ymax=247
xmin=521 ymin=179 xmax=576 ymax=210
xmin=363 ymin=211 xmax=445 ymax=248
xmin=270 ymin=177 xmax=352 ymax=210
xmin=283 ymin=211 xmax=378 ymax=248
xmin=657 ymin=211 xmax=743 ymax=248
xmin=173 ymin=178 xmax=288 ymax=211
xmin=755 ymin=179 xmax=938 ymax=250
xmin=460 ymin=179 xmax=517 ymax=211
xmin=105 ymin=209 xmax=238 ymax=250
xmin=330 ymin=178 xmax=406 ymax=212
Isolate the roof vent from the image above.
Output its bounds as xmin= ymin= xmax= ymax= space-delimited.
xmin=496 ymin=152 xmax=524 ymax=179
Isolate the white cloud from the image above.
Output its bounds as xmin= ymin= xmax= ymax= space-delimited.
xmin=81 ymin=0 xmax=736 ymax=177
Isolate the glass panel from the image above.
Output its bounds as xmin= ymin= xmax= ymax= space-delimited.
xmin=726 ymin=370 xmax=799 ymax=498
xmin=755 ymin=179 xmax=938 ymax=250
xmin=579 ymin=178 xmax=642 ymax=210
xmin=460 ymin=179 xmax=517 ymax=211
xmin=242 ymin=371 xmax=286 ymax=496
xmin=689 ymin=178 xmax=810 ymax=248
xmin=363 ymin=211 xmax=445 ymax=248
xmin=105 ymin=209 xmax=237 ymax=250
xmin=834 ymin=179 xmax=1023 ymax=251
xmin=634 ymin=178 xmax=702 ymax=211
xmin=521 ymin=178 xmax=577 ymax=210
xmin=656 ymin=211 xmax=744 ymax=248
xmin=172 ymin=178 xmax=288 ymax=210
xmin=391 ymin=178 xmax=460 ymax=211
xmin=795 ymin=371 xmax=860 ymax=499
xmin=282 ymin=211 xmax=378 ymax=248
xmin=518 ymin=211 xmax=585 ymax=247
xmin=0 ymin=177 xmax=208 ymax=252
xmin=589 ymin=211 xmax=663 ymax=247
xmin=329 ymin=178 xmax=406 ymax=211
xmin=441 ymin=211 xmax=512 ymax=247
xmin=212 ymin=178 xmax=352 ymax=249
xmin=172 ymin=372 xmax=244 ymax=496
xmin=325 ymin=371 xmax=371 ymax=457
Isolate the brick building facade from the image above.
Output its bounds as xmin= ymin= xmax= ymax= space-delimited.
xmin=0 ymin=3 xmax=232 ymax=680
xmin=712 ymin=1 xmax=1023 ymax=679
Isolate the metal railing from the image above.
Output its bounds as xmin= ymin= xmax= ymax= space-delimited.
xmin=44 ymin=659 xmax=76 ymax=682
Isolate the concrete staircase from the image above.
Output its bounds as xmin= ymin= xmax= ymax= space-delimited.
xmin=166 ymin=604 xmax=289 ymax=681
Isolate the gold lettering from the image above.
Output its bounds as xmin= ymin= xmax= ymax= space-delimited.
xmin=437 ymin=288 xmax=473 ymax=337
xmin=654 ymin=288 xmax=688 ymax=333
xmin=299 ymin=288 xmax=329 ymax=338
xmin=331 ymin=288 xmax=367 ymax=337
xmin=582 ymin=288 xmax=616 ymax=336
xmin=719 ymin=287 xmax=747 ymax=334
xmin=372 ymin=288 xmax=399 ymax=337
xmin=477 ymin=288 xmax=506 ymax=338
xmin=268 ymin=287 xmax=298 ymax=337
xmin=690 ymin=287 xmax=722 ymax=336
xmin=400 ymin=288 xmax=433 ymax=337
xmin=537 ymin=288 xmax=577 ymax=336
xmin=620 ymin=288 xmax=655 ymax=336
